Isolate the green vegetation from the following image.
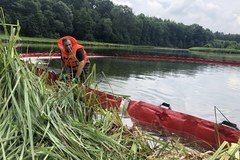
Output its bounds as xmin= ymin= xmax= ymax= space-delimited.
xmin=210 ymin=141 xmax=240 ymax=160
xmin=1 ymin=0 xmax=239 ymax=49
xmin=205 ymin=39 xmax=240 ymax=50
xmin=1 ymin=7 xmax=240 ymax=160
xmin=10 ymin=36 xmax=135 ymax=47
xmin=1 ymin=34 xmax=190 ymax=55
xmin=0 ymin=7 xmax=214 ymax=160
xmin=190 ymin=47 xmax=240 ymax=54
xmin=18 ymin=36 xmax=240 ymax=55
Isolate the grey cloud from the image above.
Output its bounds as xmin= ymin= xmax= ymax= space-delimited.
xmin=111 ymin=0 xmax=240 ymax=33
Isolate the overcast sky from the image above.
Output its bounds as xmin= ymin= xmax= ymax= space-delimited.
xmin=111 ymin=0 xmax=240 ymax=34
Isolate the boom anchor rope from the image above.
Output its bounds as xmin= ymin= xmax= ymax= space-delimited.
xmin=214 ymin=106 xmax=239 ymax=130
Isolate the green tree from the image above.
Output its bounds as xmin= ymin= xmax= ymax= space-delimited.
xmin=0 ymin=0 xmax=44 ymax=37
xmin=111 ymin=5 xmax=137 ymax=44
xmin=1 ymin=0 xmax=238 ymax=48
xmin=73 ymin=8 xmax=95 ymax=40
xmin=94 ymin=0 xmax=114 ymax=18
xmin=39 ymin=0 xmax=57 ymax=37
xmin=94 ymin=18 xmax=113 ymax=42
xmin=52 ymin=1 xmax=73 ymax=36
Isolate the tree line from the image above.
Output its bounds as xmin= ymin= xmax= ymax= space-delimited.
xmin=1 ymin=0 xmax=240 ymax=49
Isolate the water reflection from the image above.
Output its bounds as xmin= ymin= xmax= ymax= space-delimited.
xmin=91 ymin=57 xmax=210 ymax=78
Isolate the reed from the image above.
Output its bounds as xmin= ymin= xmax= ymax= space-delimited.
xmin=0 ymin=7 xmax=217 ymax=160
xmin=0 ymin=20 xmax=139 ymax=159
xmin=210 ymin=140 xmax=240 ymax=160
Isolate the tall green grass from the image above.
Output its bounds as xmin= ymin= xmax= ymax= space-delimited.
xmin=210 ymin=140 xmax=240 ymax=160
xmin=0 ymin=7 xmax=217 ymax=160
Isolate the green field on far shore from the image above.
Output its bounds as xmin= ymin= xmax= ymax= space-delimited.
xmin=190 ymin=47 xmax=240 ymax=54
xmin=2 ymin=34 xmax=240 ymax=54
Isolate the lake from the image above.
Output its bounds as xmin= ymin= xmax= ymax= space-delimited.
xmin=41 ymin=55 xmax=240 ymax=127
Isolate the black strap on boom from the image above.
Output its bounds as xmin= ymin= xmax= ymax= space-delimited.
xmin=159 ymin=102 xmax=172 ymax=110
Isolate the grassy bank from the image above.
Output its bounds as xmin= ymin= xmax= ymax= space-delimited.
xmin=5 ymin=34 xmax=240 ymax=54
xmin=16 ymin=36 xmax=240 ymax=55
xmin=1 ymin=34 xmax=138 ymax=47
xmin=189 ymin=47 xmax=240 ymax=54
xmin=2 ymin=32 xmax=240 ymax=55
xmin=2 ymin=34 xmax=190 ymax=56
xmin=1 ymin=33 xmax=189 ymax=52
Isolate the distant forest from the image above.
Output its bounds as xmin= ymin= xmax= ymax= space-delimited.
xmin=1 ymin=0 xmax=240 ymax=49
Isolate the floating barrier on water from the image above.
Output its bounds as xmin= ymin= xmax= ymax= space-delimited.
xmin=20 ymin=53 xmax=240 ymax=66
